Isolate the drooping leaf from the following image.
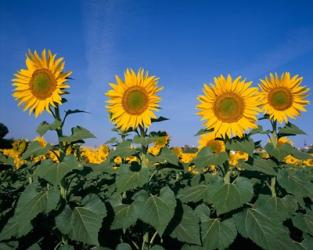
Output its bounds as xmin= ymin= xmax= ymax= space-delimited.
xmin=211 ymin=177 xmax=253 ymax=215
xmin=151 ymin=116 xmax=169 ymax=123
xmin=60 ymin=126 xmax=96 ymax=143
xmin=194 ymin=128 xmax=214 ymax=136
xmin=135 ymin=187 xmax=176 ymax=235
xmin=0 ymin=182 xmax=60 ymax=239
xmin=170 ymin=205 xmax=201 ymax=245
xmin=226 ymin=139 xmax=255 ymax=156
xmin=201 ymin=218 xmax=237 ymax=250
xmin=110 ymin=202 xmax=138 ymax=230
xmin=241 ymin=159 xmax=277 ymax=176
xmin=192 ymin=147 xmax=213 ymax=168
xmin=194 ymin=204 xmax=211 ymax=222
xmin=292 ymin=213 xmax=313 ymax=236
xmin=277 ymin=169 xmax=313 ymax=198
xmin=178 ymin=185 xmax=211 ymax=203
xmin=22 ymin=141 xmax=51 ymax=160
xmin=278 ymin=122 xmax=305 ymax=136
xmin=115 ymin=167 xmax=150 ymax=193
xmin=35 ymin=156 xmax=79 ymax=185
xmin=56 ymin=194 xmax=107 ymax=246
xmin=36 ymin=120 xmax=61 ymax=136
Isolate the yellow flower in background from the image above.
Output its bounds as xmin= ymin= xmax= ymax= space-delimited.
xmin=148 ymin=145 xmax=161 ymax=156
xmin=172 ymin=147 xmax=183 ymax=157
xmin=81 ymin=145 xmax=109 ymax=164
xmin=106 ymin=68 xmax=162 ymax=131
xmin=154 ymin=134 xmax=170 ymax=148
xmin=34 ymin=136 xmax=47 ymax=147
xmin=284 ymin=155 xmax=301 ymax=166
xmin=180 ymin=153 xmax=197 ymax=164
xmin=187 ymin=165 xmax=199 ymax=175
xmin=1 ymin=148 xmax=27 ymax=169
xmin=126 ymin=156 xmax=139 ymax=163
xmin=229 ymin=151 xmax=249 ymax=166
xmin=114 ymin=156 xmax=123 ymax=165
xmin=12 ymin=139 xmax=28 ymax=155
xmin=259 ymin=72 xmax=309 ymax=123
xmin=12 ymin=49 xmax=72 ymax=117
xmin=303 ymin=158 xmax=313 ymax=167
xmin=198 ymin=133 xmax=225 ymax=153
xmin=277 ymin=136 xmax=293 ymax=146
xmin=197 ymin=75 xmax=260 ymax=138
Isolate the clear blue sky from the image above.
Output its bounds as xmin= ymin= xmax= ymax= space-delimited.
xmin=1 ymin=0 xmax=313 ymax=147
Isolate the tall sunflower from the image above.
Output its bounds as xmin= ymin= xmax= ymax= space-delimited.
xmin=12 ymin=49 xmax=72 ymax=117
xmin=198 ymin=133 xmax=225 ymax=153
xmin=197 ymin=75 xmax=260 ymax=138
xmin=259 ymin=72 xmax=309 ymax=123
xmin=106 ymin=68 xmax=162 ymax=131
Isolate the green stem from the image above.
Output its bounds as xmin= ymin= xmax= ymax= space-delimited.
xmin=224 ymin=170 xmax=232 ymax=184
xmin=139 ymin=126 xmax=148 ymax=154
xmin=149 ymin=231 xmax=158 ymax=245
xmin=270 ymin=177 xmax=277 ymax=197
xmin=53 ymin=106 xmax=66 ymax=161
xmin=141 ymin=232 xmax=149 ymax=250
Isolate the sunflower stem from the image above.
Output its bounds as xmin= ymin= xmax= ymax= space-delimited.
xmin=53 ymin=106 xmax=66 ymax=161
xmin=139 ymin=126 xmax=148 ymax=154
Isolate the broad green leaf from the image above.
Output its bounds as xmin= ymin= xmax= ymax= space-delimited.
xmin=35 ymin=156 xmax=79 ymax=185
xmin=56 ymin=194 xmax=106 ymax=246
xmin=278 ymin=122 xmax=305 ymax=136
xmin=241 ymin=159 xmax=277 ymax=176
xmin=116 ymin=243 xmax=132 ymax=250
xmin=292 ymin=213 xmax=313 ymax=236
xmin=149 ymin=245 xmax=165 ymax=250
xmin=36 ymin=120 xmax=61 ymax=136
xmin=211 ymin=177 xmax=253 ymax=215
xmin=136 ymin=187 xmax=176 ymax=235
xmin=244 ymin=208 xmax=297 ymax=250
xmin=115 ymin=167 xmax=150 ymax=193
xmin=0 ymin=242 xmax=18 ymax=250
xmin=194 ymin=204 xmax=211 ymax=222
xmin=60 ymin=126 xmax=95 ymax=143
xmin=277 ymin=169 xmax=313 ymax=198
xmin=302 ymin=234 xmax=313 ymax=250
xmin=0 ymin=183 xmax=60 ymax=239
xmin=111 ymin=203 xmax=138 ymax=230
xmin=201 ymin=218 xmax=237 ymax=250
xmin=170 ymin=205 xmax=201 ymax=245
xmin=233 ymin=211 xmax=248 ymax=238
xmin=255 ymin=195 xmax=295 ymax=221
xmin=178 ymin=185 xmax=211 ymax=203
xmin=22 ymin=141 xmax=51 ymax=159
xmin=226 ymin=139 xmax=255 ymax=156
xmin=109 ymin=141 xmax=137 ymax=159
xmin=192 ymin=147 xmax=213 ymax=168
xmin=158 ymin=147 xmax=179 ymax=165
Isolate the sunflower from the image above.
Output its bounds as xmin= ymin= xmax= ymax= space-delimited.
xmin=12 ymin=49 xmax=72 ymax=117
xmin=197 ymin=75 xmax=260 ymax=138
xmin=259 ymin=72 xmax=309 ymax=123
xmin=106 ymin=68 xmax=162 ymax=131
xmin=198 ymin=133 xmax=225 ymax=153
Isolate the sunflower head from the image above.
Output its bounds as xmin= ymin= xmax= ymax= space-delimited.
xmin=259 ymin=73 xmax=310 ymax=123
xmin=12 ymin=49 xmax=72 ymax=117
xmin=198 ymin=133 xmax=225 ymax=153
xmin=197 ymin=75 xmax=260 ymax=138
xmin=106 ymin=68 xmax=162 ymax=131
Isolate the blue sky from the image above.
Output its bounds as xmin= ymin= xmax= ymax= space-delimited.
xmin=1 ymin=0 xmax=313 ymax=147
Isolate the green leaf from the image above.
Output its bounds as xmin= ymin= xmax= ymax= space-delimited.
xmin=36 ymin=120 xmax=61 ymax=136
xmin=111 ymin=202 xmax=138 ymax=230
xmin=158 ymin=147 xmax=179 ymax=165
xmin=60 ymin=126 xmax=96 ymax=143
xmin=211 ymin=177 xmax=253 ymax=215
xmin=22 ymin=141 xmax=51 ymax=160
xmin=302 ymin=234 xmax=313 ymax=250
xmin=56 ymin=194 xmax=107 ymax=246
xmin=65 ymin=109 xmax=88 ymax=116
xmin=194 ymin=204 xmax=211 ymax=222
xmin=149 ymin=245 xmax=165 ymax=250
xmin=201 ymin=218 xmax=237 ymax=250
xmin=194 ymin=128 xmax=214 ymax=136
xmin=115 ymin=167 xmax=150 ymax=193
xmin=192 ymin=147 xmax=213 ymax=168
xmin=292 ymin=213 xmax=313 ymax=236
xmin=151 ymin=116 xmax=169 ymax=123
xmin=109 ymin=141 xmax=137 ymax=159
xmin=226 ymin=139 xmax=255 ymax=156
xmin=278 ymin=122 xmax=305 ymax=136
xmin=241 ymin=159 xmax=277 ymax=176
xmin=170 ymin=205 xmax=201 ymax=245
xmin=135 ymin=187 xmax=176 ymax=235
xmin=116 ymin=243 xmax=132 ymax=250
xmin=255 ymin=195 xmax=296 ymax=221
xmin=0 ymin=183 xmax=60 ymax=239
xmin=35 ymin=156 xmax=79 ymax=185
xmin=178 ymin=185 xmax=211 ymax=203
xmin=244 ymin=208 xmax=297 ymax=250
xmin=277 ymin=169 xmax=313 ymax=198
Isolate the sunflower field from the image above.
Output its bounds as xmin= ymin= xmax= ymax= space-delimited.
xmin=1 ymin=50 xmax=313 ymax=250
